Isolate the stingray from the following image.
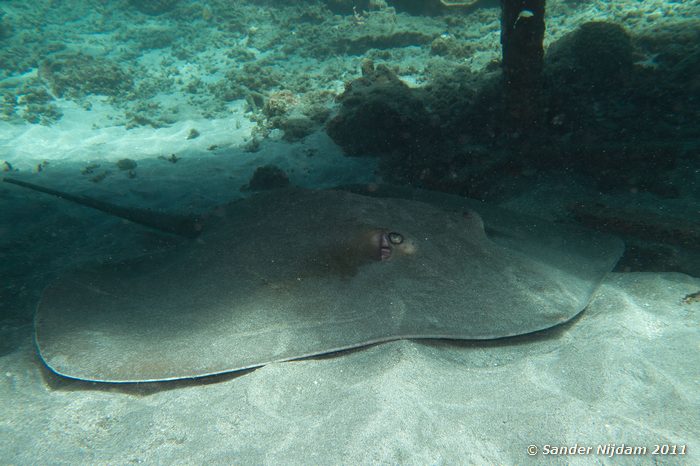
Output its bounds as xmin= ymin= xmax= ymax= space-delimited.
xmin=3 ymin=178 xmax=623 ymax=383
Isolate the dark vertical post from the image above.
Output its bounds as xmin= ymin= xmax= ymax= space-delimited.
xmin=500 ymin=0 xmax=546 ymax=133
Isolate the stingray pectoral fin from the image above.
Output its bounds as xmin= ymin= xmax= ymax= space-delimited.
xmin=460 ymin=209 xmax=491 ymax=242
xmin=3 ymin=177 xmax=202 ymax=238
xmin=33 ymin=188 xmax=623 ymax=383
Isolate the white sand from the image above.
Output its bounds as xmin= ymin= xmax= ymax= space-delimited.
xmin=0 ymin=272 xmax=697 ymax=464
xmin=1 ymin=0 xmax=699 ymax=462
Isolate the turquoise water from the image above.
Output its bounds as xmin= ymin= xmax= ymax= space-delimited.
xmin=0 ymin=0 xmax=698 ymax=463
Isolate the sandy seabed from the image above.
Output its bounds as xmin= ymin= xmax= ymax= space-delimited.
xmin=0 ymin=272 xmax=698 ymax=464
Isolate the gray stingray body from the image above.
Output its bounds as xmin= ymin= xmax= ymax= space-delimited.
xmin=28 ymin=186 xmax=622 ymax=383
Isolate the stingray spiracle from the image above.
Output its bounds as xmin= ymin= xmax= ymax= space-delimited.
xmin=378 ymin=231 xmax=406 ymax=261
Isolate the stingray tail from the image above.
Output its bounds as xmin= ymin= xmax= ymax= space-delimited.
xmin=3 ymin=177 xmax=202 ymax=238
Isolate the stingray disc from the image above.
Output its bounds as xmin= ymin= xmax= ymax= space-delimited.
xmin=35 ymin=189 xmax=623 ymax=382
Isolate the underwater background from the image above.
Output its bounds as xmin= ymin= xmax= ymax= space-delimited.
xmin=0 ymin=0 xmax=698 ymax=463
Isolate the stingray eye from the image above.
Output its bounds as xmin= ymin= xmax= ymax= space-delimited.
xmin=387 ymin=231 xmax=404 ymax=245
